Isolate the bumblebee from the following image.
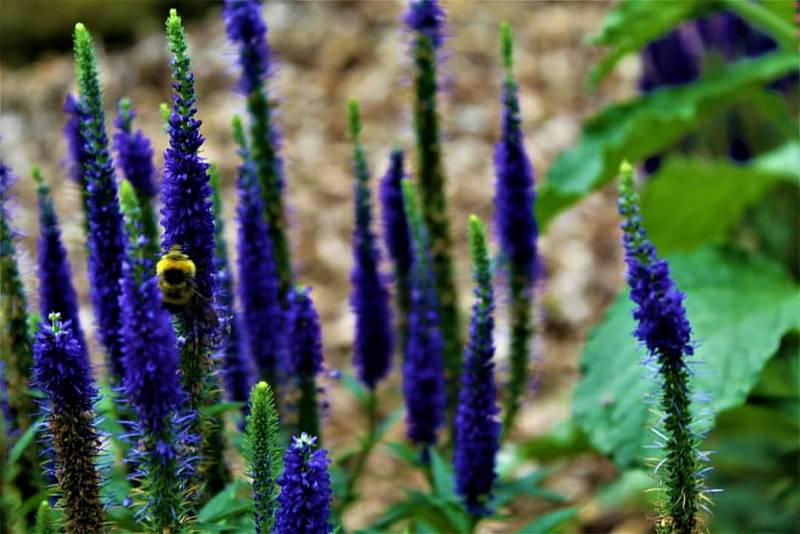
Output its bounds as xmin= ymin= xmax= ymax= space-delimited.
xmin=156 ymin=245 xmax=197 ymax=311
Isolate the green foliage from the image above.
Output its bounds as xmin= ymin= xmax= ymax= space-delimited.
xmin=34 ymin=501 xmax=59 ymax=534
xmin=574 ymin=246 xmax=800 ymax=468
xmin=587 ymin=0 xmax=710 ymax=88
xmin=638 ymin=154 xmax=795 ymax=252
xmin=517 ymin=507 xmax=579 ymax=533
xmin=536 ymin=51 xmax=799 ymax=227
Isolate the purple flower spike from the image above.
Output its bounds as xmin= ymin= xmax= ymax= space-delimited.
xmin=223 ymin=0 xmax=270 ymax=95
xmin=380 ymin=149 xmax=413 ymax=276
xmin=34 ymin=171 xmax=88 ymax=360
xmin=113 ymin=98 xmax=158 ymax=199
xmin=404 ymin=0 xmax=446 ymax=50
xmin=120 ymin=266 xmax=186 ymax=435
xmin=274 ymin=433 xmax=332 ymax=534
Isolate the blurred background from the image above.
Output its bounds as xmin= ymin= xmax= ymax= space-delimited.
xmin=1 ymin=1 xmax=797 ymax=532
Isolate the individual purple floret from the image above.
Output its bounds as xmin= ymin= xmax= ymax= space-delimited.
xmin=404 ymin=0 xmax=446 ymax=50
xmin=223 ymin=0 xmax=270 ymax=94
xmin=113 ymin=98 xmax=158 ymax=199
xmin=274 ymin=433 xmax=332 ymax=534
xmin=34 ymin=171 xmax=88 ymax=359
xmin=119 ymin=266 xmax=186 ymax=435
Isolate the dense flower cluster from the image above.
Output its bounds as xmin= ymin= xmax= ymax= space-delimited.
xmin=618 ymin=163 xmax=693 ymax=359
xmin=401 ymin=180 xmax=446 ymax=447
xmin=73 ymin=23 xmax=130 ymax=381
xmin=379 ymin=149 xmax=412 ymax=278
xmin=348 ymin=101 xmax=393 ymax=390
xmin=404 ymin=0 xmax=446 ymax=50
xmin=34 ymin=172 xmax=88 ymax=358
xmin=113 ymin=98 xmax=158 ymax=199
xmin=223 ymin=0 xmax=270 ymax=94
xmin=235 ymin=116 xmax=284 ymax=388
xmin=274 ymin=434 xmax=332 ymax=534
xmin=454 ymin=216 xmax=500 ymax=517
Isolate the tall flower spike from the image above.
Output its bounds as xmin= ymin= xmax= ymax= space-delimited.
xmin=33 ymin=168 xmax=88 ymax=357
xmin=223 ymin=0 xmax=294 ymax=300
xmin=246 ymin=381 xmax=282 ymax=534
xmin=120 ymin=254 xmax=192 ymax=530
xmin=211 ymin=165 xmax=255 ymax=415
xmin=162 ymin=9 xmax=230 ymax=498
xmin=400 ymin=179 xmax=446 ymax=450
xmin=348 ymin=100 xmax=394 ymax=389
xmin=73 ymin=22 xmax=129 ymax=382
xmin=33 ymin=313 xmax=103 ymax=533
xmin=454 ymin=215 xmax=500 ymax=517
xmin=34 ymin=501 xmax=59 ymax=534
xmin=113 ymin=98 xmax=160 ymax=264
xmin=379 ymin=149 xmax=413 ymax=349
xmin=274 ymin=433 xmax=332 ymax=534
xmin=618 ymin=161 xmax=706 ymax=533
xmin=405 ymin=0 xmax=462 ymax=418
xmin=494 ymin=22 xmax=538 ymax=435
xmin=287 ymin=287 xmax=324 ymax=439
xmin=0 ymin=162 xmax=42 ymax=505
xmin=234 ymin=115 xmax=284 ymax=392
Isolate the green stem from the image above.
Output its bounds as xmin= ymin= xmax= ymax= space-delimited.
xmin=502 ymin=267 xmax=532 ymax=438
xmin=297 ymin=375 xmax=320 ymax=440
xmin=341 ymin=391 xmax=378 ymax=509
xmin=722 ymin=0 xmax=796 ymax=52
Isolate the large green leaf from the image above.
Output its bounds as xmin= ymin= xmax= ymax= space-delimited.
xmin=639 ymin=154 xmax=797 ymax=252
xmin=587 ymin=0 xmax=710 ymax=88
xmin=536 ymin=52 xmax=799 ymax=228
xmin=573 ymin=246 xmax=800 ymax=467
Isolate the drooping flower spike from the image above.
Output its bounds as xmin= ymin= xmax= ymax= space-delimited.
xmin=400 ymin=179 xmax=446 ymax=451
xmin=405 ymin=0 xmax=462 ymax=416
xmin=618 ymin=161 xmax=708 ymax=533
xmin=33 ymin=313 xmax=103 ymax=534
xmin=223 ymin=0 xmax=294 ymax=300
xmin=274 ymin=433 xmax=332 ymax=534
xmin=348 ymin=99 xmax=394 ymax=390
xmin=234 ymin=115 xmax=285 ymax=392
xmin=493 ymin=22 xmax=539 ymax=435
xmin=73 ymin=22 xmax=130 ymax=382
xmin=454 ymin=215 xmax=500 ymax=517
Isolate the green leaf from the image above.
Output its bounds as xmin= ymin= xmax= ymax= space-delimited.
xmin=7 ymin=417 xmax=43 ymax=468
xmin=753 ymin=141 xmax=800 ymax=184
xmin=573 ymin=246 xmax=800 ymax=467
xmin=200 ymin=401 xmax=246 ymax=418
xmin=494 ymin=469 xmax=565 ymax=507
xmin=537 ymin=52 xmax=799 ymax=228
xmin=517 ymin=506 xmax=579 ymax=533
xmin=198 ymin=479 xmax=251 ymax=523
xmin=385 ymin=441 xmax=421 ymax=466
xmin=587 ymin=0 xmax=710 ymax=88
xmin=429 ymin=448 xmax=457 ymax=502
xmin=639 ymin=157 xmax=786 ymax=252
xmin=519 ymin=420 xmax=594 ymax=463
xmin=375 ymin=407 xmax=404 ymax=440
xmin=340 ymin=372 xmax=369 ymax=405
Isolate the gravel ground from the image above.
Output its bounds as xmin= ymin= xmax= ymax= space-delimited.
xmin=1 ymin=1 xmax=648 ymax=530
